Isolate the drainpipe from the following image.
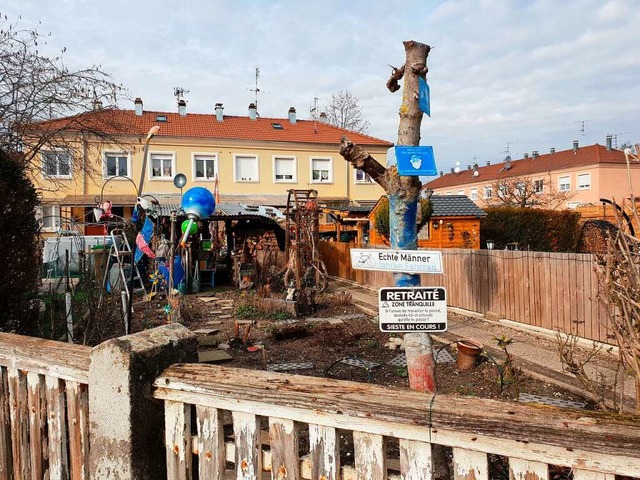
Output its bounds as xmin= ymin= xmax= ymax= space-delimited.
xmin=82 ymin=138 xmax=88 ymax=196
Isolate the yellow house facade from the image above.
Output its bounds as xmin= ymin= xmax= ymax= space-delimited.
xmin=33 ymin=101 xmax=391 ymax=233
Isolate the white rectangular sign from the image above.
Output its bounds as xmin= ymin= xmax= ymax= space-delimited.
xmin=378 ymin=287 xmax=447 ymax=332
xmin=350 ymin=248 xmax=443 ymax=274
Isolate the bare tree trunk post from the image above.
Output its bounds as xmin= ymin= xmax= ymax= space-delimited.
xmin=340 ymin=40 xmax=435 ymax=392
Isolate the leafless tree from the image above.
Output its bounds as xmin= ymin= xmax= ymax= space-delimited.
xmin=0 ymin=15 xmax=129 ymax=186
xmin=311 ymin=90 xmax=370 ymax=133
xmin=482 ymin=174 xmax=575 ymax=209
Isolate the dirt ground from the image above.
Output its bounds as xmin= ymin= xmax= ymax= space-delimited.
xmin=132 ymin=285 xmax=590 ymax=407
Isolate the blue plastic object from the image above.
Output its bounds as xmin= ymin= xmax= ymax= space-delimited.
xmin=181 ymin=187 xmax=215 ymax=220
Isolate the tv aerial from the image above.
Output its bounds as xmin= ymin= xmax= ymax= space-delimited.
xmin=247 ymin=66 xmax=269 ymax=114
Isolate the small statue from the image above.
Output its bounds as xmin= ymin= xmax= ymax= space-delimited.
xmin=156 ymin=234 xmax=170 ymax=260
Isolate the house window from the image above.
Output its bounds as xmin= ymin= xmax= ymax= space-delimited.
xmin=273 ymin=156 xmax=296 ymax=182
xmin=534 ymin=179 xmax=544 ymax=193
xmin=193 ymin=153 xmax=217 ymax=180
xmin=37 ymin=205 xmax=61 ymax=232
xmin=234 ymin=154 xmax=259 ymax=182
xmin=446 ymin=191 xmax=453 ymax=195
xmin=355 ymin=169 xmax=372 ymax=184
xmin=457 ymin=189 xmax=464 ymax=195
xmin=498 ymin=185 xmax=508 ymax=197
xmin=558 ymin=175 xmax=571 ymax=192
xmin=42 ymin=152 xmax=71 ymax=178
xmin=484 ymin=186 xmax=492 ymax=199
xmin=470 ymin=188 xmax=478 ymax=200
xmin=311 ymin=158 xmax=332 ymax=183
xmin=577 ymin=173 xmax=591 ymax=190
xmin=516 ymin=183 xmax=525 ymax=196
xmin=150 ymin=152 xmax=175 ymax=179
xmin=104 ymin=152 xmax=130 ymax=178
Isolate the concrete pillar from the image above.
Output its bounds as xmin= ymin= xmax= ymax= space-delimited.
xmin=89 ymin=324 xmax=198 ymax=480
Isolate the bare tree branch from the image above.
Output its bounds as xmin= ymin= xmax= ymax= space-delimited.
xmin=0 ymin=16 xmax=130 ymax=188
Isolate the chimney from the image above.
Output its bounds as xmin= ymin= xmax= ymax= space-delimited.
xmin=467 ymin=165 xmax=472 ymax=171
xmin=319 ymin=112 xmax=328 ymax=123
xmin=439 ymin=170 xmax=444 ymax=177
xmin=550 ymin=147 xmax=556 ymax=154
xmin=486 ymin=161 xmax=491 ymax=166
xmin=178 ymin=99 xmax=187 ymax=116
xmin=248 ymin=103 xmax=257 ymax=121
xmin=523 ymin=152 xmax=529 ymax=159
xmin=532 ymin=150 xmax=539 ymax=160
xmin=606 ymin=135 xmax=613 ymax=151
xmin=215 ymin=103 xmax=224 ymax=122
xmin=134 ymin=98 xmax=143 ymax=116
xmin=288 ymin=107 xmax=297 ymax=124
xmin=573 ymin=140 xmax=579 ymax=154
xmin=450 ymin=167 xmax=455 ymax=174
xmin=92 ymin=99 xmax=103 ymax=110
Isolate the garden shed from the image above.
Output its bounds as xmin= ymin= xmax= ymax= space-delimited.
xmin=368 ymin=194 xmax=487 ymax=248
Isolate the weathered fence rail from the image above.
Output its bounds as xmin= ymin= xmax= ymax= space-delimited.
xmin=154 ymin=364 xmax=640 ymax=479
xmin=0 ymin=332 xmax=91 ymax=480
xmin=320 ymin=242 xmax=611 ymax=344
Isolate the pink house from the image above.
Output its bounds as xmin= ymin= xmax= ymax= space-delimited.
xmin=425 ymin=138 xmax=640 ymax=210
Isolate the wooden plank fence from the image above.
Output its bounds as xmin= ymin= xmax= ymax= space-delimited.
xmin=0 ymin=333 xmax=91 ymax=480
xmin=320 ymin=242 xmax=611 ymax=343
xmin=154 ymin=364 xmax=640 ymax=479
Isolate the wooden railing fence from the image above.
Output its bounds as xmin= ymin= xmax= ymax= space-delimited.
xmin=0 ymin=333 xmax=91 ymax=480
xmin=320 ymin=242 xmax=611 ymax=344
xmin=154 ymin=364 xmax=640 ymax=479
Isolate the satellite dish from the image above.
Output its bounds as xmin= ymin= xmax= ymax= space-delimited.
xmin=173 ymin=173 xmax=187 ymax=189
xmin=473 ymin=170 xmax=479 ymax=177
xmin=454 ymin=166 xmax=461 ymax=174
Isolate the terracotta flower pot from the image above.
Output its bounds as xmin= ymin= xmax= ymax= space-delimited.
xmin=456 ymin=339 xmax=483 ymax=371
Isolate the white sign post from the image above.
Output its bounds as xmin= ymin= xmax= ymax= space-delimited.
xmin=350 ymin=248 xmax=443 ymax=274
xmin=378 ymin=287 xmax=447 ymax=332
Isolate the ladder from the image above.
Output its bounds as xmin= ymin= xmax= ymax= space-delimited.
xmin=103 ymin=229 xmax=147 ymax=302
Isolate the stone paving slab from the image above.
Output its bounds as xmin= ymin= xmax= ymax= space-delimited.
xmin=197 ymin=336 xmax=219 ymax=347
xmin=198 ymin=297 xmax=217 ymax=303
xmin=305 ymin=317 xmax=344 ymax=325
xmin=218 ymin=315 xmax=232 ymax=319
xmin=198 ymin=350 xmax=233 ymax=363
xmin=192 ymin=328 xmax=219 ymax=335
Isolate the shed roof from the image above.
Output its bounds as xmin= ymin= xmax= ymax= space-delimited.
xmin=430 ymin=195 xmax=487 ymax=218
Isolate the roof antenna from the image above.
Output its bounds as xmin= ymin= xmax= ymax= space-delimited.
xmin=247 ymin=67 xmax=268 ymax=116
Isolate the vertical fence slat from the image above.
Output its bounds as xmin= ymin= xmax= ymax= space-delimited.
xmin=196 ymin=405 xmax=225 ymax=480
xmin=65 ymin=381 xmax=89 ymax=480
xmin=45 ymin=375 xmax=68 ymax=480
xmin=573 ymin=470 xmax=615 ymax=480
xmin=27 ymin=372 xmax=46 ymax=480
xmin=453 ymin=448 xmax=488 ymax=480
xmin=399 ymin=439 xmax=432 ymax=480
xmin=0 ymin=367 xmax=12 ymax=480
xmin=309 ymin=424 xmax=339 ymax=480
xmin=8 ymin=368 xmax=30 ymax=480
xmin=232 ymin=411 xmax=262 ymax=480
xmin=165 ymin=400 xmax=192 ymax=480
xmin=269 ymin=417 xmax=299 ymax=480
xmin=353 ymin=431 xmax=386 ymax=480
xmin=508 ymin=457 xmax=548 ymax=480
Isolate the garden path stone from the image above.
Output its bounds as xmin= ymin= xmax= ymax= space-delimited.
xmin=198 ymin=350 xmax=233 ymax=363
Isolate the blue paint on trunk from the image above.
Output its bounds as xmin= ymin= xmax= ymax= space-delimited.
xmin=389 ymin=195 xmax=421 ymax=288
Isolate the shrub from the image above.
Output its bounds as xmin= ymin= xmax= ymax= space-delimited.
xmin=0 ymin=152 xmax=41 ymax=333
xmin=481 ymin=207 xmax=580 ymax=252
xmin=373 ymin=196 xmax=433 ymax=239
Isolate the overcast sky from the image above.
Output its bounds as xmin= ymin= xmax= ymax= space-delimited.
xmin=5 ymin=0 xmax=640 ymax=173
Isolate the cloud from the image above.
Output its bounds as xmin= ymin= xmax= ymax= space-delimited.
xmin=4 ymin=0 xmax=640 ymax=171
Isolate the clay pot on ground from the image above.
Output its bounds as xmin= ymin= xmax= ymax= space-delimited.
xmin=456 ymin=339 xmax=484 ymax=371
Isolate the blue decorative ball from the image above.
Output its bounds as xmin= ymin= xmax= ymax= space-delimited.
xmin=181 ymin=187 xmax=215 ymax=220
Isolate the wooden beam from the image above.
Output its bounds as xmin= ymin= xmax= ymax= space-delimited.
xmin=0 ymin=333 xmax=90 ymax=383
xmin=154 ymin=365 xmax=640 ymax=468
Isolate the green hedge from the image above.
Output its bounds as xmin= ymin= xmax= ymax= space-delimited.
xmin=481 ymin=207 xmax=581 ymax=252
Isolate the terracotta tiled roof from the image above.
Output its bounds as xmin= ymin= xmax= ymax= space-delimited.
xmin=425 ymin=144 xmax=630 ymax=190
xmin=33 ymin=109 xmax=393 ymax=147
